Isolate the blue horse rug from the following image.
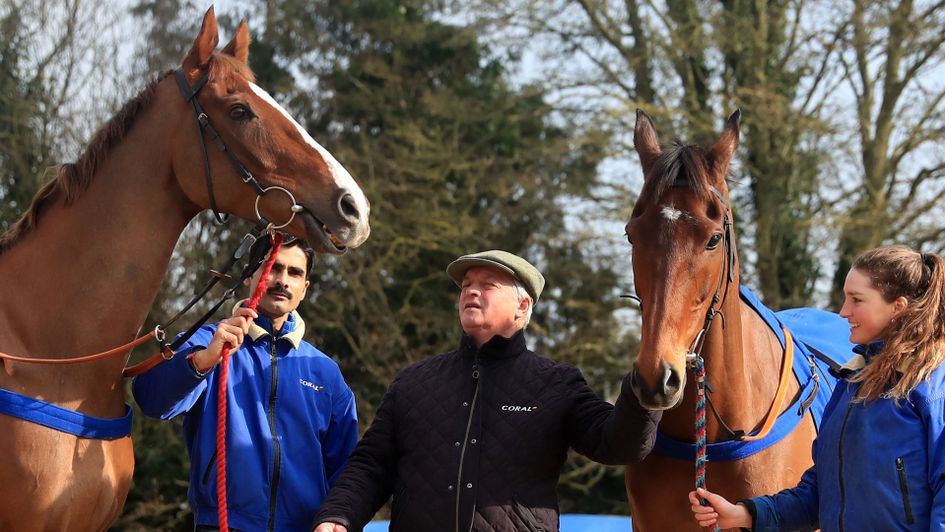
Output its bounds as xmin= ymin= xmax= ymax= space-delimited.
xmin=653 ymin=286 xmax=855 ymax=461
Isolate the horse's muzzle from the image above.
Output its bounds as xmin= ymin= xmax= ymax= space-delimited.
xmin=629 ymin=359 xmax=685 ymax=410
xmin=331 ymin=191 xmax=371 ymax=248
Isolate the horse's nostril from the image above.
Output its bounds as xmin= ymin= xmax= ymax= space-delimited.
xmin=662 ymin=364 xmax=682 ymax=395
xmin=338 ymin=193 xmax=359 ymax=219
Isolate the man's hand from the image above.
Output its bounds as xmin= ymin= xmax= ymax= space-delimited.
xmin=689 ymin=487 xmax=752 ymax=529
xmin=313 ymin=522 xmax=347 ymax=532
xmin=190 ymin=307 xmax=257 ymax=373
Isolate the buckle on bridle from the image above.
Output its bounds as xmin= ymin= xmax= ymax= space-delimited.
xmin=160 ymin=345 xmax=175 ymax=361
xmin=686 ymin=329 xmax=707 ymax=368
xmin=686 ymin=352 xmax=701 ymax=368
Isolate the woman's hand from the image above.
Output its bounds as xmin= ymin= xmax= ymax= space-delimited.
xmin=689 ymin=487 xmax=752 ymax=529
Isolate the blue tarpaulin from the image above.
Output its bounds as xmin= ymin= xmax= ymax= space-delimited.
xmin=363 ymin=514 xmax=632 ymax=531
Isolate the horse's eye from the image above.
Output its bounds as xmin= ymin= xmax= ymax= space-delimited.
xmin=626 ymin=233 xmax=633 ymax=246
xmin=706 ymin=233 xmax=723 ymax=250
xmin=228 ymin=104 xmax=253 ymax=121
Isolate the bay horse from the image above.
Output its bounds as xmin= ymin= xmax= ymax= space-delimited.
xmin=0 ymin=8 xmax=369 ymax=531
xmin=623 ymin=110 xmax=847 ymax=530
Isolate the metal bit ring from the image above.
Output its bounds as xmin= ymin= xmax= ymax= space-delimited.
xmin=255 ymin=186 xmax=303 ymax=229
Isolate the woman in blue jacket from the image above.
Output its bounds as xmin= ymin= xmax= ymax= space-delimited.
xmin=690 ymin=245 xmax=945 ymax=531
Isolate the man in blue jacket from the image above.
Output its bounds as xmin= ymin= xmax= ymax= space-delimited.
xmin=133 ymin=234 xmax=358 ymax=532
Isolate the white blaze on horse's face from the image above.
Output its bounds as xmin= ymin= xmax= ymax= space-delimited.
xmin=661 ymin=205 xmax=684 ymax=222
xmin=248 ymin=83 xmax=371 ymax=221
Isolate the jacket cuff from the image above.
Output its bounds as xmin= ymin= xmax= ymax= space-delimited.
xmin=174 ymin=344 xmax=209 ymax=379
xmin=620 ymin=372 xmax=659 ymax=417
xmin=313 ymin=516 xmax=352 ymax=530
xmin=736 ymin=499 xmax=757 ymax=531
xmin=187 ymin=355 xmax=211 ymax=378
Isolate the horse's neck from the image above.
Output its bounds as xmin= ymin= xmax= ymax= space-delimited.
xmin=0 ymin=96 xmax=196 ymax=412
xmin=665 ymin=285 xmax=786 ymax=442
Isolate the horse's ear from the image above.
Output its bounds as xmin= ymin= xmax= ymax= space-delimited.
xmin=221 ymin=19 xmax=250 ymax=64
xmin=182 ymin=7 xmax=219 ymax=79
xmin=709 ymin=110 xmax=740 ymax=182
xmin=634 ymin=109 xmax=662 ymax=178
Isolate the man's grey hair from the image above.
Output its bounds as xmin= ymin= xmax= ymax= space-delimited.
xmin=513 ymin=279 xmax=534 ymax=328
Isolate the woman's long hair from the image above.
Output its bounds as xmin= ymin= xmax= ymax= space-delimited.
xmin=849 ymin=245 xmax=945 ymax=402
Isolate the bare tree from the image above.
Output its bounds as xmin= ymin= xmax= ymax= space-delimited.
xmin=461 ymin=0 xmax=845 ymax=309
xmin=829 ymin=0 xmax=945 ymax=304
xmin=0 ymin=0 xmax=132 ymax=229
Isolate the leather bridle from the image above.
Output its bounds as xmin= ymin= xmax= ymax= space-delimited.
xmin=174 ymin=67 xmax=303 ymax=229
xmin=680 ymin=178 xmax=737 ymax=369
xmin=627 ymin=176 xmax=783 ymax=441
xmin=0 ymin=68 xmax=322 ymax=373
xmin=668 ymin=177 xmax=802 ymax=443
xmin=674 ymin=180 xmax=749 ymax=441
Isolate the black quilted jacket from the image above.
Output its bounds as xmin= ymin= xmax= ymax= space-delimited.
xmin=314 ymin=330 xmax=660 ymax=532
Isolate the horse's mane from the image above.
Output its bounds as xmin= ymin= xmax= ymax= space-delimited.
xmin=0 ymin=70 xmax=172 ymax=255
xmin=0 ymin=54 xmax=255 ymax=255
xmin=638 ymin=141 xmax=716 ymax=205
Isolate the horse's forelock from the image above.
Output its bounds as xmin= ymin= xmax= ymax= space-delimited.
xmin=209 ymin=53 xmax=256 ymax=85
xmin=639 ymin=142 xmax=715 ymax=207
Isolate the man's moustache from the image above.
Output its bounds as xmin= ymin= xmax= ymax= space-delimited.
xmin=266 ymin=288 xmax=292 ymax=299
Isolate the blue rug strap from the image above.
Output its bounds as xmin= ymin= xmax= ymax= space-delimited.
xmin=0 ymin=387 xmax=132 ymax=440
xmin=653 ymin=375 xmax=817 ymax=462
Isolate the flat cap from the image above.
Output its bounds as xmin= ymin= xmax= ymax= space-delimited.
xmin=446 ymin=250 xmax=545 ymax=302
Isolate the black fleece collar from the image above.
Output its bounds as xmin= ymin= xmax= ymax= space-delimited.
xmin=459 ymin=328 xmax=528 ymax=360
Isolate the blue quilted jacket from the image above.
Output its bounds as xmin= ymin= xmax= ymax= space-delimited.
xmin=748 ymin=343 xmax=945 ymax=531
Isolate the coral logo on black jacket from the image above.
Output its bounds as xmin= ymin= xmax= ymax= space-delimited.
xmin=501 ymin=405 xmax=538 ymax=412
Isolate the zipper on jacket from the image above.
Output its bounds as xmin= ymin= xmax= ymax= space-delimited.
xmin=896 ymin=457 xmax=915 ymax=525
xmin=837 ymin=402 xmax=854 ymax=532
xmin=267 ymin=338 xmax=282 ymax=532
xmin=455 ymin=363 xmax=481 ymax=532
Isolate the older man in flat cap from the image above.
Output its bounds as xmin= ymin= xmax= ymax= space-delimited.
xmin=314 ymin=251 xmax=661 ymax=532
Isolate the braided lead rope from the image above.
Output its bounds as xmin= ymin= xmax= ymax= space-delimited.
xmin=216 ymin=232 xmax=284 ymax=531
xmin=692 ymin=354 xmax=720 ymax=532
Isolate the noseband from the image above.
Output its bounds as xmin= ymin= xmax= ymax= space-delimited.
xmin=174 ymin=68 xmax=303 ymax=228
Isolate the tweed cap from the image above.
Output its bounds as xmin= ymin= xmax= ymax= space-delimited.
xmin=446 ymin=250 xmax=545 ymax=302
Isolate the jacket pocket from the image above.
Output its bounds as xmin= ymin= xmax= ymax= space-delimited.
xmin=896 ymin=457 xmax=915 ymax=525
xmin=201 ymin=449 xmax=218 ymax=486
xmin=512 ymin=499 xmax=546 ymax=532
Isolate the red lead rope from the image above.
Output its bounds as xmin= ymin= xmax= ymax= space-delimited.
xmin=217 ymin=233 xmax=283 ymax=531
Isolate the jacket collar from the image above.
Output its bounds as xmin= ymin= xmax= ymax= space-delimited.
xmin=230 ymin=300 xmax=306 ymax=349
xmin=458 ymin=328 xmax=528 ymax=360
xmin=837 ymin=340 xmax=909 ymax=374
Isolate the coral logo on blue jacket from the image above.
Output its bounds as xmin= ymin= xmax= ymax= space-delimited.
xmin=300 ymin=379 xmax=324 ymax=391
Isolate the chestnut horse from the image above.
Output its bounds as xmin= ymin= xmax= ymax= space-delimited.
xmin=0 ymin=8 xmax=369 ymax=531
xmin=623 ymin=111 xmax=844 ymax=530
